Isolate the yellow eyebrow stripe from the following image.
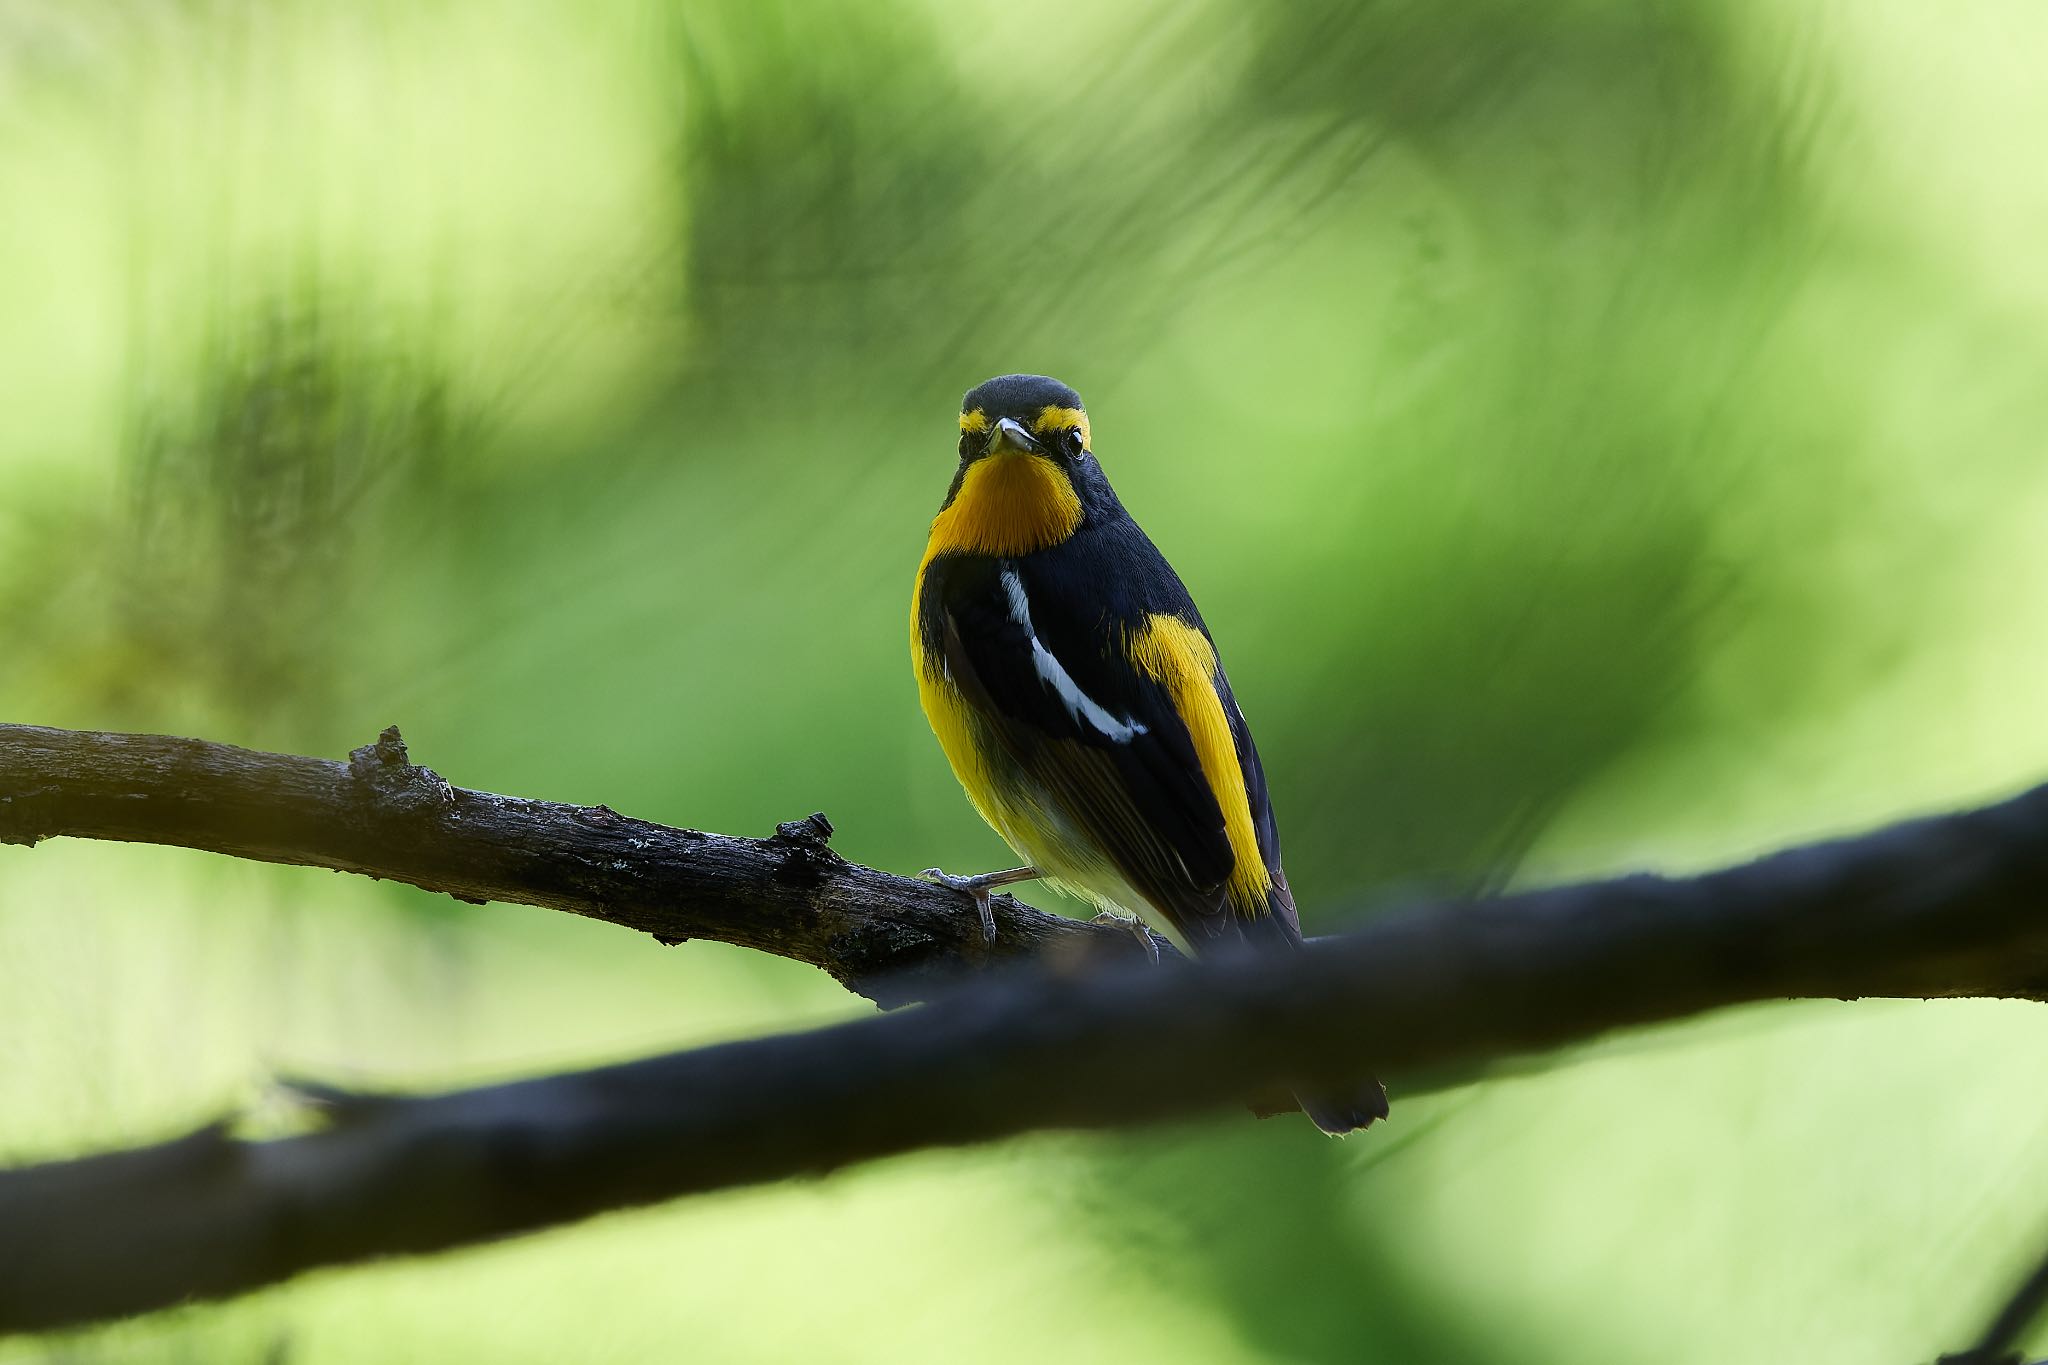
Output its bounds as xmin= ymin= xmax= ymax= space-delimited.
xmin=1031 ymin=405 xmax=1090 ymax=448
xmin=1127 ymin=614 xmax=1271 ymax=914
xmin=959 ymin=409 xmax=989 ymax=434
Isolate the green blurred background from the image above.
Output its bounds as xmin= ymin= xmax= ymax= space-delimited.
xmin=3 ymin=0 xmax=2047 ymax=1359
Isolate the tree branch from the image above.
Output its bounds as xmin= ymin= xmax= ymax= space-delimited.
xmin=0 ymin=723 xmax=1164 ymax=1006
xmin=2 ymin=732 xmax=2048 ymax=1333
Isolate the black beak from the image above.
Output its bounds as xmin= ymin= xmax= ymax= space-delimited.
xmin=983 ymin=416 xmax=1044 ymax=457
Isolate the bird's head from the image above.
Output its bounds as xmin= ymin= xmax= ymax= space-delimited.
xmin=957 ymin=373 xmax=1092 ymax=468
xmin=931 ymin=374 xmax=1114 ymax=558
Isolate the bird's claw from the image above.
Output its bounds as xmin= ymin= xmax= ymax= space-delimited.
xmin=920 ymin=867 xmax=1000 ymax=946
xmin=1091 ymin=910 xmax=1161 ymax=964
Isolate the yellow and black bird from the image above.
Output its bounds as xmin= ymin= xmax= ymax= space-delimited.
xmin=911 ymin=374 xmax=1388 ymax=1135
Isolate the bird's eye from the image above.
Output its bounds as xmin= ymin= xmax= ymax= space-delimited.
xmin=958 ymin=430 xmax=973 ymax=460
xmin=1059 ymin=427 xmax=1086 ymax=459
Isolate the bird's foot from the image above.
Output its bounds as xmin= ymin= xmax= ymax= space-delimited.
xmin=919 ymin=865 xmax=1040 ymax=946
xmin=1090 ymin=910 xmax=1161 ymax=964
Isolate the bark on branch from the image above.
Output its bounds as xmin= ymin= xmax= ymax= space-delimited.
xmin=3 ymin=723 xmax=2048 ymax=1335
xmin=0 ymin=723 xmax=1163 ymax=1006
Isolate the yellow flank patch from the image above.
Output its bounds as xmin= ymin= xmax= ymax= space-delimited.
xmin=1128 ymin=614 xmax=1272 ymax=913
xmin=1031 ymin=405 xmax=1090 ymax=448
xmin=910 ymin=449 xmax=1081 ymax=830
xmin=908 ymin=590 xmax=1033 ymax=857
xmin=912 ymin=650 xmax=1007 ymax=835
xmin=923 ymin=452 xmax=1082 ymax=559
xmin=959 ymin=409 xmax=989 ymax=435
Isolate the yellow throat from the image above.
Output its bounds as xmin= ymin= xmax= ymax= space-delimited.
xmin=922 ymin=451 xmax=1082 ymax=561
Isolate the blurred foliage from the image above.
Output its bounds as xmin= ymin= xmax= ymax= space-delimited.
xmin=3 ymin=0 xmax=2048 ymax=1361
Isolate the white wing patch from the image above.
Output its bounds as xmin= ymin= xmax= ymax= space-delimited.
xmin=1001 ymin=567 xmax=1148 ymax=744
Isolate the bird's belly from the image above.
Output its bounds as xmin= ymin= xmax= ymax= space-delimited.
xmin=1001 ymin=790 xmax=1164 ymax=932
xmin=990 ymin=780 xmax=1125 ymax=906
xmin=918 ymin=668 xmax=1150 ymax=918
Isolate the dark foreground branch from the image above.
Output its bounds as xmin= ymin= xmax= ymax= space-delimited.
xmin=0 ymin=724 xmax=1162 ymax=1005
xmin=4 ymin=775 xmax=2048 ymax=1333
xmin=1940 ymin=1228 xmax=2048 ymax=1364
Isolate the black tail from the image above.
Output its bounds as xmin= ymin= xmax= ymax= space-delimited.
xmin=1295 ymin=1079 xmax=1391 ymax=1136
xmin=1242 ymin=876 xmax=1389 ymax=1136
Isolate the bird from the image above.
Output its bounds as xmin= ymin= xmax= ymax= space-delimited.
xmin=910 ymin=373 xmax=1388 ymax=1135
